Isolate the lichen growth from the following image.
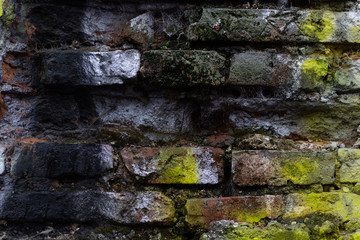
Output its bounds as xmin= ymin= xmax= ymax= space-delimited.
xmin=349 ymin=25 xmax=360 ymax=43
xmin=155 ymin=148 xmax=198 ymax=184
xmin=301 ymin=58 xmax=329 ymax=89
xmin=281 ymin=157 xmax=320 ymax=185
xmin=301 ymin=11 xmax=336 ymax=42
xmin=285 ymin=193 xmax=360 ymax=222
xmin=299 ymin=105 xmax=360 ymax=140
xmin=200 ymin=221 xmax=310 ymax=240
xmin=0 ymin=0 xmax=4 ymax=17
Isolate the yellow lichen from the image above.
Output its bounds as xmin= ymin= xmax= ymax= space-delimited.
xmin=349 ymin=25 xmax=360 ymax=43
xmin=0 ymin=0 xmax=4 ymax=17
xmin=155 ymin=148 xmax=198 ymax=184
xmin=284 ymin=193 xmax=360 ymax=221
xmin=282 ymin=157 xmax=320 ymax=185
xmin=301 ymin=58 xmax=329 ymax=89
xmin=301 ymin=11 xmax=336 ymax=42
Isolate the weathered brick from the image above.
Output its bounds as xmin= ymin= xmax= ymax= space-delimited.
xmin=283 ymin=193 xmax=360 ymax=222
xmin=42 ymin=50 xmax=140 ymax=85
xmin=232 ymin=151 xmax=336 ymax=186
xmin=23 ymin=4 xmax=132 ymax=46
xmin=93 ymin=96 xmax=194 ymax=136
xmin=121 ymin=12 xmax=154 ymax=47
xmin=0 ymin=191 xmax=175 ymax=224
xmin=334 ymin=57 xmax=360 ymax=92
xmin=185 ymin=195 xmax=284 ymax=229
xmin=186 ymin=193 xmax=360 ymax=229
xmin=1 ymin=52 xmax=40 ymax=93
xmin=187 ymin=9 xmax=360 ymax=43
xmin=338 ymin=149 xmax=360 ymax=183
xmin=11 ymin=143 xmax=113 ymax=178
xmin=121 ymin=147 xmax=224 ymax=184
xmin=229 ymin=52 xmax=292 ymax=86
xmin=140 ymin=50 xmax=226 ymax=86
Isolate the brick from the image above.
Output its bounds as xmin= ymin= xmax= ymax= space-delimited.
xmin=283 ymin=193 xmax=360 ymax=222
xmin=121 ymin=147 xmax=224 ymax=184
xmin=0 ymin=191 xmax=175 ymax=224
xmin=334 ymin=57 xmax=360 ymax=92
xmin=201 ymin=220 xmax=310 ymax=240
xmin=229 ymin=52 xmax=292 ymax=86
xmin=232 ymin=151 xmax=336 ymax=186
xmin=187 ymin=9 xmax=360 ymax=44
xmin=185 ymin=195 xmax=284 ymax=229
xmin=24 ymin=4 xmax=132 ymax=46
xmin=140 ymin=50 xmax=226 ymax=86
xmin=338 ymin=149 xmax=360 ymax=183
xmin=11 ymin=143 xmax=113 ymax=178
xmin=186 ymin=193 xmax=360 ymax=229
xmin=42 ymin=50 xmax=140 ymax=85
xmin=121 ymin=12 xmax=154 ymax=47
xmin=1 ymin=52 xmax=40 ymax=93
xmin=93 ymin=96 xmax=194 ymax=135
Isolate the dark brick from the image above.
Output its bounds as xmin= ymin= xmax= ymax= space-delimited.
xmin=11 ymin=143 xmax=113 ymax=178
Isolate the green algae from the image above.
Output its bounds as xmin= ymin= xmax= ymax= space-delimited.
xmin=155 ymin=148 xmax=199 ymax=184
xmin=301 ymin=58 xmax=329 ymax=90
xmin=0 ymin=0 xmax=4 ymax=17
xmin=301 ymin=11 xmax=336 ymax=42
xmin=338 ymin=149 xmax=360 ymax=183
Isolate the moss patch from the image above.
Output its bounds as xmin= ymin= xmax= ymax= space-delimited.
xmin=301 ymin=11 xmax=336 ymax=42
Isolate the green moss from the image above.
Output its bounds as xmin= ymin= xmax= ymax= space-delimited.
xmin=155 ymin=148 xmax=198 ymax=184
xmin=301 ymin=11 xmax=336 ymax=42
xmin=281 ymin=157 xmax=320 ymax=185
xmin=301 ymin=58 xmax=329 ymax=89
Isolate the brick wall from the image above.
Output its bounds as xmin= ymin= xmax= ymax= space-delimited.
xmin=1 ymin=0 xmax=360 ymax=239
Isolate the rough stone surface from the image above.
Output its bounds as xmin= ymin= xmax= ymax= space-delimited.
xmin=284 ymin=193 xmax=360 ymax=222
xmin=187 ymin=9 xmax=360 ymax=43
xmin=1 ymin=52 xmax=40 ymax=93
xmin=0 ymin=191 xmax=175 ymax=224
xmin=334 ymin=58 xmax=360 ymax=92
xmin=200 ymin=220 xmax=310 ymax=240
xmin=232 ymin=151 xmax=336 ymax=186
xmin=93 ymin=96 xmax=194 ymax=135
xmin=121 ymin=147 xmax=224 ymax=184
xmin=11 ymin=143 xmax=113 ymax=178
xmin=185 ymin=195 xmax=284 ymax=229
xmin=140 ymin=50 xmax=226 ymax=86
xmin=338 ymin=149 xmax=360 ymax=183
xmin=229 ymin=52 xmax=292 ymax=86
xmin=0 ymin=146 xmax=5 ymax=175
xmin=121 ymin=12 xmax=154 ymax=47
xmin=22 ymin=3 xmax=133 ymax=46
xmin=42 ymin=50 xmax=140 ymax=85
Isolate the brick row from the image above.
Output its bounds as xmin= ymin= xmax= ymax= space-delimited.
xmin=121 ymin=147 xmax=224 ymax=184
xmin=0 ymin=191 xmax=175 ymax=224
xmin=187 ymin=9 xmax=360 ymax=44
xmin=186 ymin=193 xmax=360 ymax=229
